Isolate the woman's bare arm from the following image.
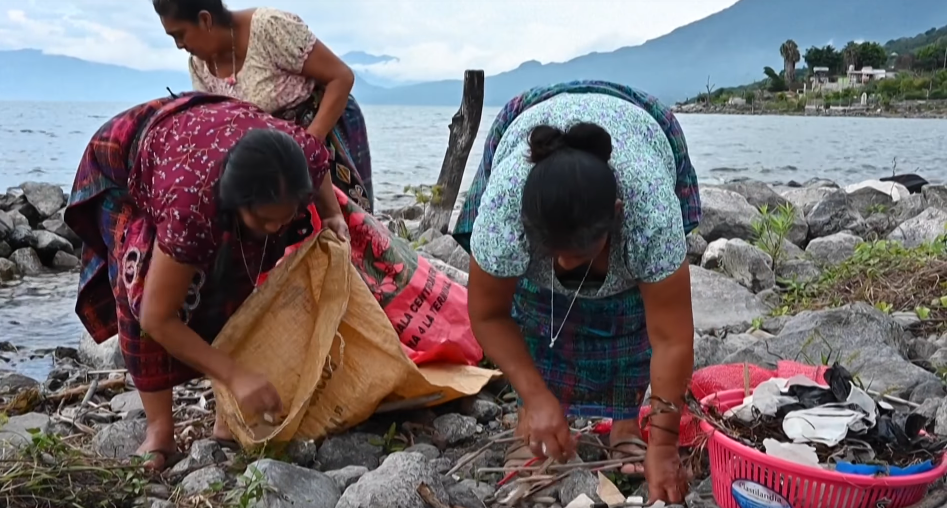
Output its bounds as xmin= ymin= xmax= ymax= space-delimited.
xmin=638 ymin=261 xmax=695 ymax=446
xmin=468 ymin=258 xmax=548 ymax=400
xmin=300 ymin=42 xmax=355 ymax=141
xmin=139 ymin=247 xmax=239 ymax=385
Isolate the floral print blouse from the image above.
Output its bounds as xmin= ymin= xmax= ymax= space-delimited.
xmin=189 ymin=8 xmax=318 ymax=113
xmin=470 ymin=93 xmax=687 ymax=298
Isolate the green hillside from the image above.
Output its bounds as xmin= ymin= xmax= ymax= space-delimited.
xmin=685 ymin=24 xmax=947 ymax=108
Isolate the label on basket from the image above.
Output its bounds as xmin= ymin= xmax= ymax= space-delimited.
xmin=731 ymin=480 xmax=792 ymax=508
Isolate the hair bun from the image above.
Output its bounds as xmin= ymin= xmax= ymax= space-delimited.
xmin=563 ymin=122 xmax=612 ymax=163
xmin=527 ymin=125 xmax=566 ymax=163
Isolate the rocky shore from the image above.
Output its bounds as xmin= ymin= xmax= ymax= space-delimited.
xmin=0 ymin=182 xmax=80 ymax=280
xmin=5 ymin=176 xmax=947 ymax=507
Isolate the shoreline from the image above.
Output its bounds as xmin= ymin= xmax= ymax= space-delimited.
xmin=675 ymin=105 xmax=947 ymax=119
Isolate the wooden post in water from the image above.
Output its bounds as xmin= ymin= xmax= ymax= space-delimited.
xmin=421 ymin=69 xmax=485 ymax=234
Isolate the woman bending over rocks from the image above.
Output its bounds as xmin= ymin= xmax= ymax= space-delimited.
xmin=64 ymin=93 xmax=349 ymax=470
xmin=453 ymin=81 xmax=700 ymax=504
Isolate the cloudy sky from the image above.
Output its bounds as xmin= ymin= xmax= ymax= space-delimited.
xmin=0 ymin=0 xmax=739 ymax=81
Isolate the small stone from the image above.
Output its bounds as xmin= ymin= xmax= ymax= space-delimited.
xmin=805 ymin=232 xmax=861 ymax=266
xmin=403 ymin=442 xmax=440 ymax=460
xmin=910 ymin=380 xmax=947 ymax=404
xmin=78 ymin=332 xmax=125 ymax=370
xmin=180 ymin=466 xmax=228 ymax=496
xmin=316 ymin=432 xmax=384 ymax=470
xmin=557 ymin=469 xmax=600 ymax=505
xmin=433 ymin=413 xmax=478 ymax=445
xmin=110 ymin=390 xmax=144 ymax=413
xmin=169 ymin=439 xmax=227 ymax=476
xmin=138 ymin=498 xmax=175 ymax=508
xmin=686 ymin=233 xmax=708 ymax=264
xmin=461 ymin=398 xmax=502 ymax=423
xmin=284 ymin=439 xmax=319 ymax=467
xmin=458 ymin=479 xmax=495 ymax=501
xmin=144 ymin=483 xmax=172 ymax=499
xmin=448 ymin=482 xmax=488 ymax=508
xmin=325 ymin=465 xmax=370 ymax=492
xmin=0 ymin=258 xmax=15 ymax=282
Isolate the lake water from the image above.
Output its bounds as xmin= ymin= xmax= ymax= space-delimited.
xmin=2 ymin=101 xmax=947 ymax=379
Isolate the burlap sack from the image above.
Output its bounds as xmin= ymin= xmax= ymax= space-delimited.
xmin=211 ymin=231 xmax=499 ymax=447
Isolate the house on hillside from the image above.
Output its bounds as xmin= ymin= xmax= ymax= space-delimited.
xmin=846 ymin=65 xmax=887 ymax=84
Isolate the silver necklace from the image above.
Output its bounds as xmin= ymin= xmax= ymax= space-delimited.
xmin=211 ymin=27 xmax=238 ymax=87
xmin=548 ymin=260 xmax=593 ymax=348
xmin=237 ymin=226 xmax=268 ymax=288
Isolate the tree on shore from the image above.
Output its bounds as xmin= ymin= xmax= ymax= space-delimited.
xmin=803 ymin=45 xmax=844 ymax=75
xmin=780 ymin=40 xmax=800 ymax=84
xmin=763 ymin=66 xmax=788 ymax=92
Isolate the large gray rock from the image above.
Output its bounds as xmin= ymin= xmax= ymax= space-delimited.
xmin=805 ymin=232 xmax=862 ymax=266
xmin=779 ymin=187 xmax=836 ymax=215
xmin=169 ymin=439 xmax=227 ymax=476
xmin=699 ymin=238 xmax=727 ymax=270
xmin=775 ymin=259 xmax=822 ymax=284
xmin=245 ymin=459 xmax=341 ymax=508
xmin=336 ymin=452 xmax=449 ymax=508
xmin=806 ymin=190 xmax=864 ymax=238
xmin=0 ymin=258 xmax=18 ymax=282
xmin=32 ymin=230 xmax=73 ymax=261
xmin=20 ymin=182 xmax=65 ymax=219
xmin=0 ymin=211 xmax=12 ymax=240
xmin=92 ymin=419 xmax=147 ymax=458
xmin=847 ymin=185 xmax=896 ymax=217
xmin=696 ymin=187 xmax=761 ymax=242
xmin=0 ymin=412 xmax=51 ymax=448
xmin=0 ymin=370 xmax=40 ymax=395
xmin=719 ymin=180 xmax=789 ymax=211
xmin=719 ymin=239 xmax=774 ymax=293
xmin=689 ymin=265 xmax=768 ymax=332
xmin=9 ymin=248 xmax=43 ymax=275
xmin=887 ymin=207 xmax=947 ymax=248
xmin=325 ymin=465 xmax=370 ymax=492
xmin=694 ymin=333 xmax=760 ymax=370
xmin=922 ymin=184 xmax=947 ymax=210
xmin=78 ymin=332 xmax=125 ymax=370
xmin=40 ymin=215 xmax=81 ymax=247
xmin=891 ymin=193 xmax=929 ymax=224
xmin=724 ymin=303 xmax=937 ymax=395
xmin=425 ymin=256 xmax=469 ymax=287
xmin=686 ymin=232 xmax=708 ymax=264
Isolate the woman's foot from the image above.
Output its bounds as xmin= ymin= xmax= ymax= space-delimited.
xmin=610 ymin=418 xmax=646 ymax=476
xmin=135 ymin=422 xmax=179 ymax=471
xmin=136 ymin=389 xmax=179 ymax=471
xmin=211 ymin=409 xmax=240 ymax=450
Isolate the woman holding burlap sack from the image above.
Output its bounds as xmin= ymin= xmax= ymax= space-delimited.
xmin=64 ymin=93 xmax=349 ymax=470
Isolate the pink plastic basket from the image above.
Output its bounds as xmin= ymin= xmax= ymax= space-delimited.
xmin=699 ymin=389 xmax=947 ymax=508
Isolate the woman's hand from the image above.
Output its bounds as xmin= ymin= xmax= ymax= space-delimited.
xmin=227 ymin=366 xmax=284 ymax=418
xmin=322 ymin=214 xmax=349 ymax=240
xmin=645 ymin=443 xmax=688 ymax=503
xmin=522 ymin=389 xmax=574 ymax=462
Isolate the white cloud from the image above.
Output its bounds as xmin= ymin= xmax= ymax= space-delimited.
xmin=0 ymin=0 xmax=739 ymax=81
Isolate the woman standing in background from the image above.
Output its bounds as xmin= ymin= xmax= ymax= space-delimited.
xmin=153 ymin=0 xmax=375 ymax=212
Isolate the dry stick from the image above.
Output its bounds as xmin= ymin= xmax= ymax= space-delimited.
xmin=46 ymin=378 xmax=125 ymax=402
xmin=477 ymin=455 xmax=644 ymax=474
xmin=445 ymin=429 xmax=515 ymax=476
xmin=416 ymin=482 xmax=452 ymax=508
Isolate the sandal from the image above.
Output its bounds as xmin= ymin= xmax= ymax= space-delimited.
xmin=135 ymin=449 xmax=184 ymax=472
xmin=608 ymin=437 xmax=647 ymax=477
xmin=210 ymin=436 xmax=241 ymax=451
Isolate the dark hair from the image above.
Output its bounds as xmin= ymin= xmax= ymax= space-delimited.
xmin=212 ymin=129 xmax=313 ymax=296
xmin=521 ymin=122 xmax=618 ymax=253
xmin=153 ymin=0 xmax=234 ymax=26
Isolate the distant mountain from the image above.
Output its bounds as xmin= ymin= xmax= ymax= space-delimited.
xmin=3 ymin=0 xmax=947 ymax=105
xmin=342 ymin=51 xmax=398 ymax=66
xmin=0 ymin=49 xmax=190 ymax=102
xmin=355 ymin=0 xmax=947 ymax=106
